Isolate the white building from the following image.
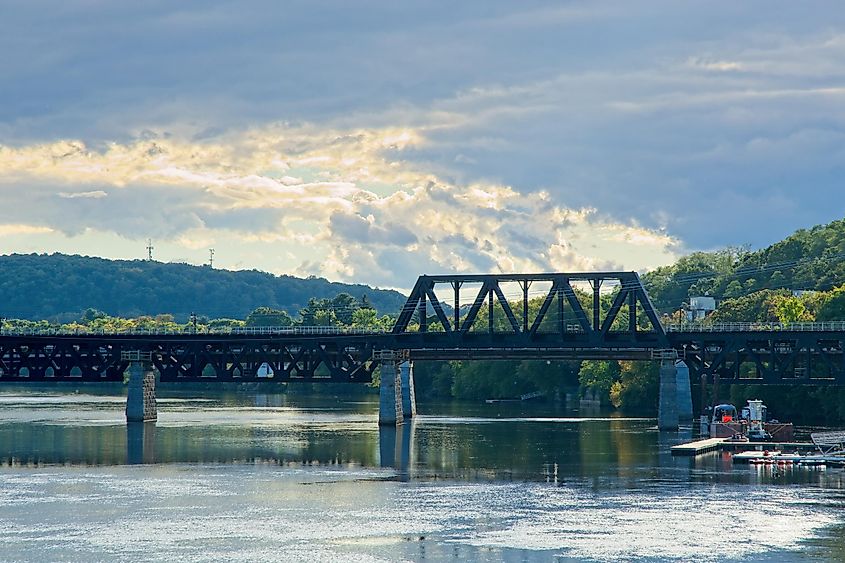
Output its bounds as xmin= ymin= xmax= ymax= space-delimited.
xmin=686 ymin=296 xmax=716 ymax=321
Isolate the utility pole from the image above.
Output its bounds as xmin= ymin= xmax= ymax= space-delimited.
xmin=146 ymin=239 xmax=154 ymax=261
xmin=208 ymin=248 xmax=214 ymax=268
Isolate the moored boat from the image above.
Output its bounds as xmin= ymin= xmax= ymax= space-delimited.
xmin=708 ymin=400 xmax=793 ymax=441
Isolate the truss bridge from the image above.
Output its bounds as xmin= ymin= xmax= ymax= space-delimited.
xmin=2 ymin=271 xmax=844 ymax=386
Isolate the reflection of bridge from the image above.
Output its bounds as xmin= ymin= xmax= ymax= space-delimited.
xmin=2 ymin=272 xmax=845 ymax=430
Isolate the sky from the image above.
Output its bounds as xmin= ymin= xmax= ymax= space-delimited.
xmin=1 ymin=1 xmax=844 ymax=291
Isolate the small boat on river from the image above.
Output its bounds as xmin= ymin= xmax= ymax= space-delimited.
xmin=708 ymin=400 xmax=793 ymax=441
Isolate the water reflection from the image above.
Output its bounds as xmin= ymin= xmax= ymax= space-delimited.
xmin=126 ymin=422 xmax=156 ymax=465
xmin=1 ymin=386 xmax=843 ymax=491
xmin=379 ymin=423 xmax=414 ymax=476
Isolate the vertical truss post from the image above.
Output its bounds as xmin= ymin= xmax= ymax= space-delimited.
xmin=592 ymin=279 xmax=601 ymax=332
xmin=488 ymin=288 xmax=494 ymax=334
xmin=557 ymin=284 xmax=565 ymax=334
xmin=418 ymin=286 xmax=427 ymax=333
xmin=452 ymin=281 xmax=461 ymax=331
xmin=521 ymin=281 xmax=530 ymax=333
xmin=629 ymin=290 xmax=638 ymax=333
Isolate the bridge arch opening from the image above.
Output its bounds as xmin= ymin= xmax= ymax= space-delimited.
xmin=256 ymin=362 xmax=274 ymax=378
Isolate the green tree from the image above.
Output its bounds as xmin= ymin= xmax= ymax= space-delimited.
xmin=609 ymin=361 xmax=658 ymax=411
xmin=771 ymin=295 xmax=812 ymax=324
xmin=578 ymin=360 xmax=621 ymax=402
xmin=350 ymin=308 xmax=394 ymax=331
xmin=723 ymin=280 xmax=744 ymax=299
xmin=245 ymin=307 xmax=294 ymax=327
xmin=816 ymin=285 xmax=845 ymax=321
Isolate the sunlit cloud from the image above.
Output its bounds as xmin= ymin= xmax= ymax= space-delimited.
xmin=0 ymin=123 xmax=677 ymax=288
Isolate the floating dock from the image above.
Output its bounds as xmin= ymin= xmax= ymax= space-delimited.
xmin=670 ymin=438 xmax=725 ymax=456
xmin=732 ymin=451 xmax=845 ymax=466
xmin=671 ymin=439 xmax=818 ymax=457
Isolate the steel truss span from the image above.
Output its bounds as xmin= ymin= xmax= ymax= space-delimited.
xmin=391 ymin=272 xmax=668 ymax=350
xmin=0 ymin=334 xmax=379 ymax=383
xmin=672 ymin=331 xmax=845 ymax=386
xmin=1 ymin=272 xmax=845 ymax=385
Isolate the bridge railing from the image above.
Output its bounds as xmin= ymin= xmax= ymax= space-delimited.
xmin=0 ymin=326 xmax=390 ymax=337
xmin=665 ymin=321 xmax=845 ymax=332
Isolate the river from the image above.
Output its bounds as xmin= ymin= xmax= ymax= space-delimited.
xmin=0 ymin=386 xmax=844 ymax=562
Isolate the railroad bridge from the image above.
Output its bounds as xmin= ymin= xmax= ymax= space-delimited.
xmin=2 ymin=272 xmax=845 ymax=430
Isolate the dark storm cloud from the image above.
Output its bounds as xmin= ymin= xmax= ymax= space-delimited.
xmin=2 ymin=0 xmax=845 ymax=255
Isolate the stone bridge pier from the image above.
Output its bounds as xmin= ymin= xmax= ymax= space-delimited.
xmin=657 ymin=354 xmax=694 ymax=431
xmin=123 ymin=351 xmax=157 ymax=423
xmin=376 ymin=350 xmax=416 ymax=425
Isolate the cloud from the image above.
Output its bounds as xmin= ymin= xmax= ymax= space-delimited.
xmin=58 ymin=190 xmax=108 ymax=199
xmin=2 ymin=1 xmax=845 ymax=283
xmin=0 ymin=123 xmax=677 ymax=288
xmin=685 ymin=58 xmax=745 ymax=72
xmin=0 ymin=224 xmax=54 ymax=236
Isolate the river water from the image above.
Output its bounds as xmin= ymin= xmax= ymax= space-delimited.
xmin=1 ymin=387 xmax=844 ymax=562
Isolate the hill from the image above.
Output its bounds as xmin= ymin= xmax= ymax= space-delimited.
xmin=643 ymin=218 xmax=845 ymax=314
xmin=0 ymin=253 xmax=407 ymax=322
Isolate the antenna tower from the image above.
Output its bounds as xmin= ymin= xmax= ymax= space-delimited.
xmin=146 ymin=239 xmax=154 ymax=261
xmin=209 ymin=248 xmax=215 ymax=268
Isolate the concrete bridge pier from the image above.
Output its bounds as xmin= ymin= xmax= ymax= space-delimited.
xmin=124 ymin=352 xmax=157 ymax=423
xmin=376 ymin=351 xmax=415 ymax=425
xmin=399 ymin=361 xmax=416 ymax=419
xmin=658 ymin=358 xmax=679 ymax=431
xmin=376 ymin=350 xmax=406 ymax=425
xmin=675 ymin=360 xmax=694 ymax=420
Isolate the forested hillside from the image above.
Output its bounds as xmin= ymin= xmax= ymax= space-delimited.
xmin=0 ymin=253 xmax=406 ymax=321
xmin=644 ymin=218 xmax=845 ymax=314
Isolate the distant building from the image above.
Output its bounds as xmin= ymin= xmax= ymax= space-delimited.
xmin=791 ymin=289 xmax=818 ymax=298
xmin=686 ymin=296 xmax=716 ymax=321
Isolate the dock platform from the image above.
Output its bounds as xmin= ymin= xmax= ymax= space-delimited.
xmin=671 ymin=438 xmax=818 ymax=457
xmin=670 ymin=438 xmax=725 ymax=456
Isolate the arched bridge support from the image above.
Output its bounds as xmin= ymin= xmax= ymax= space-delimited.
xmin=375 ymin=350 xmax=415 ymax=425
xmin=124 ymin=351 xmax=157 ymax=423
